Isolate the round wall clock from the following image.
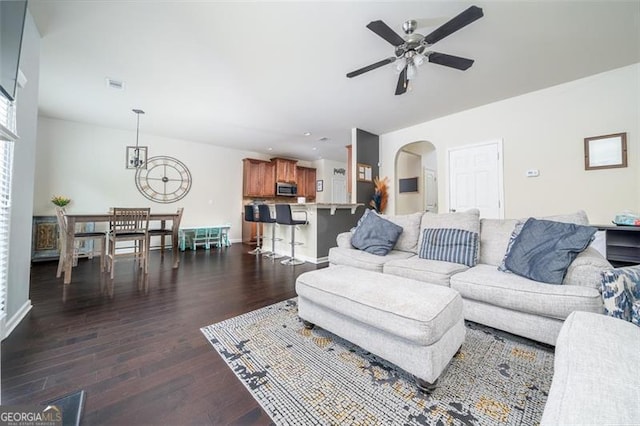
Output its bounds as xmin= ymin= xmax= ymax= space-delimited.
xmin=135 ymin=155 xmax=192 ymax=203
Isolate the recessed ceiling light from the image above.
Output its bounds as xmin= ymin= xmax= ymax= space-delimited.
xmin=268 ymin=147 xmax=273 ymax=151
xmin=312 ymin=147 xmax=317 ymax=151
xmin=304 ymin=132 xmax=312 ymax=136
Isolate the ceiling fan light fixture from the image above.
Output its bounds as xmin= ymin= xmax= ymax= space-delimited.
xmin=407 ymin=63 xmax=417 ymax=80
xmin=347 ymin=5 xmax=483 ymax=95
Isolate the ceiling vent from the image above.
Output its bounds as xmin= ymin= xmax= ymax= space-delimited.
xmin=105 ymin=78 xmax=125 ymax=91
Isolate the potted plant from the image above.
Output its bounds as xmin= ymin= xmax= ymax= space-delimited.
xmin=51 ymin=195 xmax=71 ymax=208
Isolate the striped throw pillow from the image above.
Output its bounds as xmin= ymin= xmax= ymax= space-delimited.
xmin=419 ymin=228 xmax=479 ymax=267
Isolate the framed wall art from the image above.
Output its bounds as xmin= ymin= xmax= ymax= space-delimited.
xmin=584 ymin=133 xmax=627 ymax=170
xmin=357 ymin=163 xmax=372 ymax=182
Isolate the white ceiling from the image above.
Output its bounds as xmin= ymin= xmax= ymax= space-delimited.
xmin=29 ymin=1 xmax=640 ymax=162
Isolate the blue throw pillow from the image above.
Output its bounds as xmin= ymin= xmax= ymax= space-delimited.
xmin=601 ymin=265 xmax=640 ymax=326
xmin=350 ymin=208 xmax=372 ymax=233
xmin=504 ymin=218 xmax=597 ymax=284
xmin=351 ymin=211 xmax=403 ymax=256
xmin=418 ymin=228 xmax=479 ymax=267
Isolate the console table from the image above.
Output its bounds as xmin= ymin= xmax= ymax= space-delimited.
xmin=596 ymin=225 xmax=640 ymax=266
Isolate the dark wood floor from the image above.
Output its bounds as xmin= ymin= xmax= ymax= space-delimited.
xmin=2 ymin=244 xmax=323 ymax=425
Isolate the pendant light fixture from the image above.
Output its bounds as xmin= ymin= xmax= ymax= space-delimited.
xmin=130 ymin=108 xmax=145 ymax=168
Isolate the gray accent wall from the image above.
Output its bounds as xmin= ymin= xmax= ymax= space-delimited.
xmin=6 ymin=12 xmax=39 ymax=334
xmin=355 ymin=129 xmax=379 ymax=206
xmin=316 ymin=206 xmax=365 ymax=257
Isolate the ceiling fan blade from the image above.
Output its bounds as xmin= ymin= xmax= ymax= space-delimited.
xmin=424 ymin=5 xmax=484 ymax=45
xmin=346 ymin=57 xmax=396 ymax=78
xmin=395 ymin=66 xmax=408 ymax=95
xmin=428 ymin=52 xmax=474 ymax=70
xmin=366 ymin=20 xmax=405 ymax=47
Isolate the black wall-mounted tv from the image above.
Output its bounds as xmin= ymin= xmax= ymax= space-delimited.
xmin=399 ymin=177 xmax=419 ymax=193
xmin=0 ymin=0 xmax=28 ymax=101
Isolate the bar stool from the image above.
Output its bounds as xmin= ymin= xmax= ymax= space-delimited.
xmin=275 ymin=204 xmax=308 ymax=266
xmin=244 ymin=205 xmax=265 ymax=255
xmin=258 ymin=204 xmax=284 ymax=260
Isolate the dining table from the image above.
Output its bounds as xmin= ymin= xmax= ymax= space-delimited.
xmin=63 ymin=212 xmax=181 ymax=284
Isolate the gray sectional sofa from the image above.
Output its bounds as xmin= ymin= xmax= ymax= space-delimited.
xmin=540 ymin=310 xmax=640 ymax=425
xmin=328 ymin=209 xmax=611 ymax=345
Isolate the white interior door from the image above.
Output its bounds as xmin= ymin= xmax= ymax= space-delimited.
xmin=331 ymin=177 xmax=347 ymax=203
xmin=424 ymin=168 xmax=438 ymax=212
xmin=448 ymin=141 xmax=504 ymax=218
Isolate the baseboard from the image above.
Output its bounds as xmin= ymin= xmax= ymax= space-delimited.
xmin=2 ymin=299 xmax=32 ymax=340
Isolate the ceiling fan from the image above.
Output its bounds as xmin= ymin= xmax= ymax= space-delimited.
xmin=346 ymin=5 xmax=484 ymax=95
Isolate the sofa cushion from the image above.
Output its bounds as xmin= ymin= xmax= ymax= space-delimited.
xmin=497 ymin=221 xmax=524 ymax=272
xmin=418 ymin=228 xmax=479 ymax=267
xmin=540 ymin=311 xmax=640 ymax=426
xmin=563 ymin=246 xmax=612 ymax=289
xmin=418 ymin=209 xmax=480 ymax=254
xmin=383 ymin=256 xmax=468 ymax=287
xmin=351 ymin=211 xmax=403 ymax=256
xmin=601 ymin=265 xmax=640 ymax=325
xmin=450 ymin=264 xmax=603 ymax=320
xmin=479 ymin=211 xmax=589 ymax=267
xmin=328 ymin=247 xmax=414 ymax=272
xmin=478 ymin=218 xmax=520 ymax=266
xmin=504 ymin=218 xmax=597 ymax=284
xmin=380 ymin=212 xmax=423 ymax=253
xmin=536 ymin=210 xmax=589 ymax=226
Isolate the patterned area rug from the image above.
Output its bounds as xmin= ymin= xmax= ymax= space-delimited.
xmin=201 ymin=299 xmax=554 ymax=425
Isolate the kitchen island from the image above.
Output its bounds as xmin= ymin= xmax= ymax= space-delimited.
xmin=262 ymin=203 xmax=365 ymax=264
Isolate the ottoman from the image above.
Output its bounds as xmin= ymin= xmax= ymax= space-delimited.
xmin=295 ymin=265 xmax=465 ymax=391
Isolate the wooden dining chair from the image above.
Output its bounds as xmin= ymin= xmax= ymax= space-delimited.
xmin=55 ymin=207 xmax=107 ymax=280
xmin=147 ymin=207 xmax=183 ymax=259
xmin=107 ymin=207 xmax=150 ymax=279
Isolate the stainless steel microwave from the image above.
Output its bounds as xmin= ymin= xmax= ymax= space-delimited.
xmin=276 ymin=182 xmax=297 ymax=196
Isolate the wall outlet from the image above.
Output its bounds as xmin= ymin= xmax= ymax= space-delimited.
xmin=526 ymin=169 xmax=540 ymax=177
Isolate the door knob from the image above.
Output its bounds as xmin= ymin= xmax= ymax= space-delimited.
xmin=450 ymin=208 xmax=456 ymax=212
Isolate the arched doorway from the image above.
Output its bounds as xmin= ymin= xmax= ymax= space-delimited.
xmin=394 ymin=141 xmax=437 ymax=215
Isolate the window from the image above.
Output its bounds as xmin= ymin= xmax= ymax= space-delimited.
xmin=0 ymin=95 xmax=17 ymax=141
xmin=0 ymin=140 xmax=12 ymax=320
xmin=0 ymin=93 xmax=15 ymax=324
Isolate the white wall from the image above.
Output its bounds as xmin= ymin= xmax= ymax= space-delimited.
xmin=5 ymin=12 xmax=40 ymax=336
xmin=35 ymin=117 xmax=276 ymax=242
xmin=312 ymin=158 xmax=348 ymax=203
xmin=380 ymin=64 xmax=640 ymax=225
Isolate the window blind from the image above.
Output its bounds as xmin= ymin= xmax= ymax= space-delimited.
xmin=0 ymin=95 xmax=17 ymax=141
xmin=0 ymin=141 xmax=12 ymax=319
xmin=0 ymin=93 xmax=14 ymax=321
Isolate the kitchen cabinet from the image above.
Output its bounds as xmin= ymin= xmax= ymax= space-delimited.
xmin=272 ymin=157 xmax=298 ymax=183
xmin=296 ymin=166 xmax=317 ymax=200
xmin=243 ymin=159 xmax=275 ymax=197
